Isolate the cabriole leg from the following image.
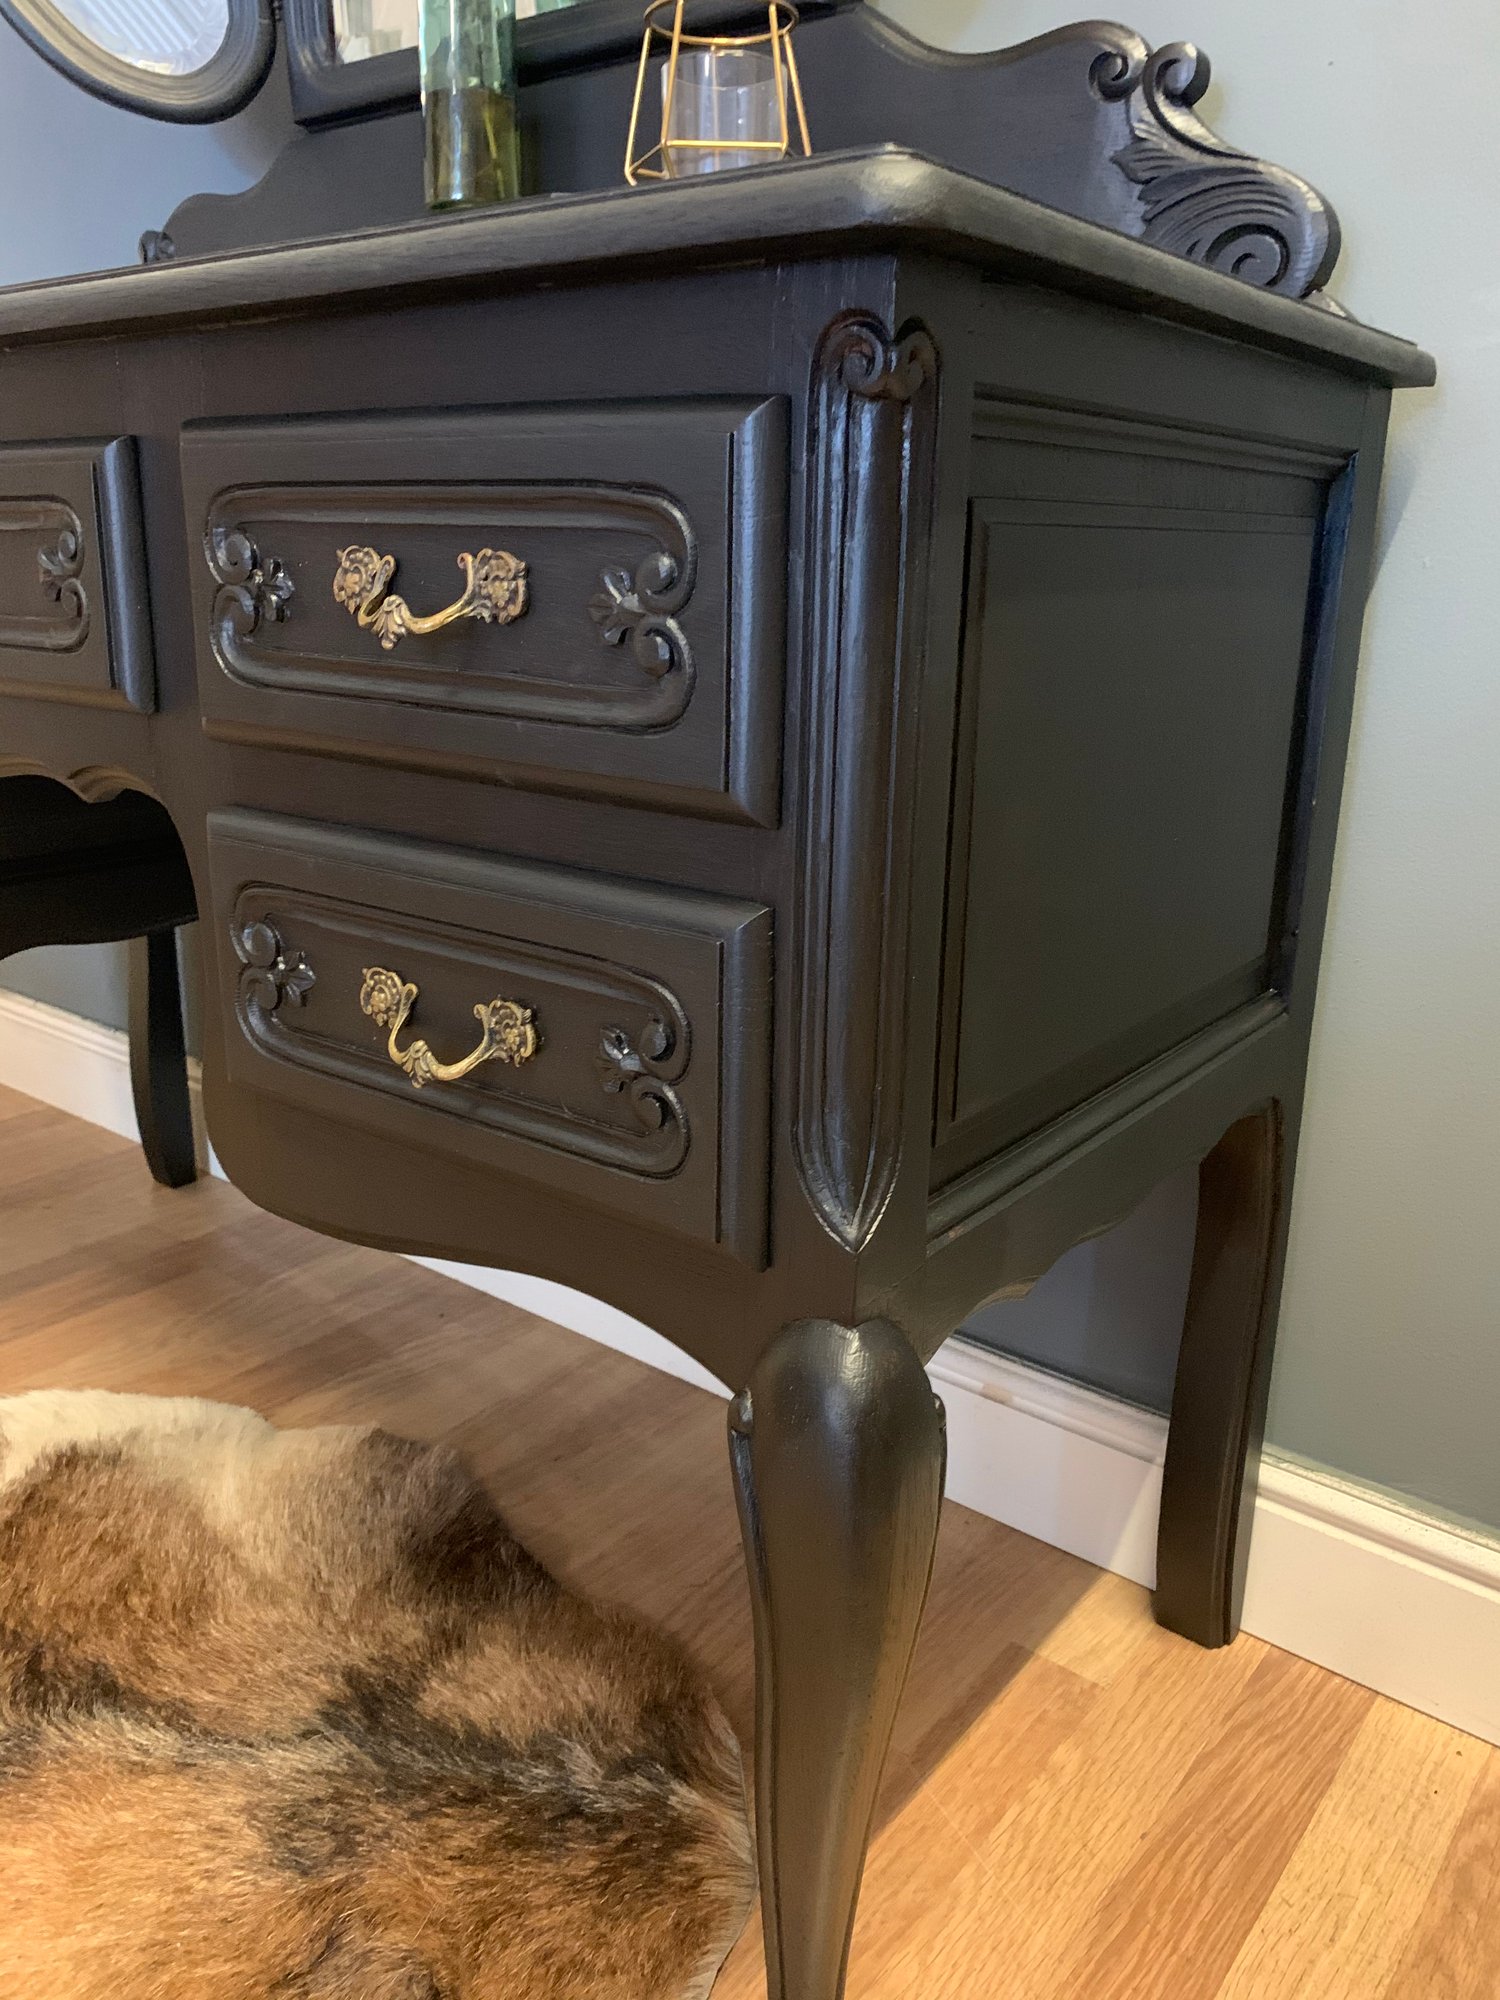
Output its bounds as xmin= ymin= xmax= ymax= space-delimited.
xmin=729 ymin=1317 xmax=946 ymax=2000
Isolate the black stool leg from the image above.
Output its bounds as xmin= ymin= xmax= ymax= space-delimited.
xmin=128 ymin=927 xmax=196 ymax=1189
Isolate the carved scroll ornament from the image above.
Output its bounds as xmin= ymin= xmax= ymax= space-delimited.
xmin=0 ymin=500 xmax=89 ymax=654
xmin=1093 ymin=39 xmax=1340 ymax=299
xmin=235 ymin=919 xmax=314 ymax=1013
xmin=209 ymin=525 xmax=294 ymax=658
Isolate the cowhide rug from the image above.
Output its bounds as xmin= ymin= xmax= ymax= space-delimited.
xmin=0 ymin=1391 xmax=754 ymax=2000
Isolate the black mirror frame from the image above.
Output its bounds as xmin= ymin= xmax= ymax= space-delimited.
xmin=0 ymin=0 xmax=275 ymax=122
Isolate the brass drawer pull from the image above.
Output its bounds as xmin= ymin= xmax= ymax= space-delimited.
xmin=360 ymin=966 xmax=538 ymax=1088
xmin=334 ymin=544 xmax=529 ymax=651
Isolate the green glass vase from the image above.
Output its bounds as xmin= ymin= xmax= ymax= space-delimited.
xmin=419 ymin=0 xmax=521 ymax=210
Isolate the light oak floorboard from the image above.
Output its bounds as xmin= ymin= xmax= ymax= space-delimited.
xmin=1 ymin=1083 xmax=1494 ymax=1997
xmin=1381 ymin=1747 xmax=1500 ymax=2000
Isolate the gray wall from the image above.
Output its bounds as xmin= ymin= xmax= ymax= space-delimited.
xmin=912 ymin=0 xmax=1500 ymax=1535
xmin=0 ymin=30 xmax=288 ymax=287
xmin=4 ymin=4 xmax=1495 ymax=1531
xmin=0 ymin=26 xmax=289 ymax=1031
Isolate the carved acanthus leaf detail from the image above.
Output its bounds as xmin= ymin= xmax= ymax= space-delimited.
xmin=1094 ymin=40 xmax=1339 ymax=298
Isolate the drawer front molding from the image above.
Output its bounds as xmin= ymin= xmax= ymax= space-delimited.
xmin=204 ymin=483 xmax=696 ymax=729
xmin=230 ymin=881 xmax=696 ymax=1180
xmin=0 ymin=439 xmax=153 ymax=711
xmin=793 ymin=312 xmax=939 ymax=1251
xmin=211 ymin=812 xmax=769 ymax=1259
xmin=184 ymin=401 xmax=781 ymax=823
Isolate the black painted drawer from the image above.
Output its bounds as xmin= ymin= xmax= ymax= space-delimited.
xmin=208 ymin=810 xmax=772 ymax=1264
xmin=0 ymin=437 xmax=152 ymax=711
xmin=182 ymin=400 xmax=785 ymax=824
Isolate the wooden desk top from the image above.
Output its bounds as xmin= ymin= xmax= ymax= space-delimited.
xmin=0 ymin=148 xmax=1433 ymax=388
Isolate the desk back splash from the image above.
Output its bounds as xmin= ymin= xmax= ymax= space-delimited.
xmin=156 ymin=6 xmax=1341 ymax=311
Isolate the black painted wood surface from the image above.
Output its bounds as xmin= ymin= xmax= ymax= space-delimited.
xmin=0 ymin=158 xmax=1432 ymax=1997
xmin=128 ymin=927 xmax=197 ymax=1188
xmin=165 ymin=8 xmax=1342 ymax=317
xmin=0 ymin=438 xmax=153 ymax=713
xmin=0 ymin=0 xmax=274 ymax=123
xmin=730 ymin=1320 xmax=946 ymax=2000
xmin=5 ymin=152 xmax=1430 ymax=387
xmin=180 ymin=398 xmax=786 ymax=824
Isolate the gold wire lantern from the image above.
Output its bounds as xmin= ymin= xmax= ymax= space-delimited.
xmin=625 ymin=0 xmax=812 ymax=186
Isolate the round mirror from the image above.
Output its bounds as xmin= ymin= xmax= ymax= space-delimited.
xmin=0 ymin=0 xmax=274 ymax=120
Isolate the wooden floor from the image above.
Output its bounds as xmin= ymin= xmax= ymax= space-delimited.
xmin=2 ymin=1081 xmax=1496 ymax=1998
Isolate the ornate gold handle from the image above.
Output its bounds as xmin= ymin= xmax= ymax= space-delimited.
xmin=334 ymin=544 xmax=529 ymax=652
xmin=360 ymin=966 xmax=538 ymax=1089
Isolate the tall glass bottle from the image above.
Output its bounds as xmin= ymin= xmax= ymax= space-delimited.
xmin=419 ymin=0 xmax=521 ymax=210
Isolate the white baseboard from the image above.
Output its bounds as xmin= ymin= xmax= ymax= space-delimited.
xmin=0 ymin=986 xmax=160 ymax=1143
xmin=929 ymin=1339 xmax=1500 ymax=1747
xmin=0 ymin=986 xmax=209 ymax=1167
xmin=4 ymin=985 xmax=1497 ymax=1746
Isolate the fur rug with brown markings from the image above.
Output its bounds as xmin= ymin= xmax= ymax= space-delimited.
xmin=0 ymin=1391 xmax=754 ymax=2000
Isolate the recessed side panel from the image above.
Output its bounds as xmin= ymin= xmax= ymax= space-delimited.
xmin=181 ymin=398 xmax=786 ymax=823
xmin=933 ymin=397 xmax=1343 ymax=1186
xmin=0 ymin=437 xmax=153 ymax=712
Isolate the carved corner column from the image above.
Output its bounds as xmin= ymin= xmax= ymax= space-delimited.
xmin=794 ymin=312 xmax=939 ymax=1253
xmin=730 ymin=1320 xmax=947 ymax=2000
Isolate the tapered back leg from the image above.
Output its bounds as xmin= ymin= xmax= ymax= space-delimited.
xmin=1155 ymin=1105 xmax=1287 ymax=1647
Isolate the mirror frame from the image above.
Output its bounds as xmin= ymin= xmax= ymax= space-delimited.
xmin=284 ymin=0 xmax=834 ymax=128
xmin=0 ymin=0 xmax=275 ymax=122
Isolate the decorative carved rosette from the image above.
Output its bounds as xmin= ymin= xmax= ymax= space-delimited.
xmin=235 ymin=919 xmax=315 ymax=1014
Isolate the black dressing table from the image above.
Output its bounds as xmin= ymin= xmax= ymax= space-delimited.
xmin=0 ymin=7 xmax=1433 ymax=1995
